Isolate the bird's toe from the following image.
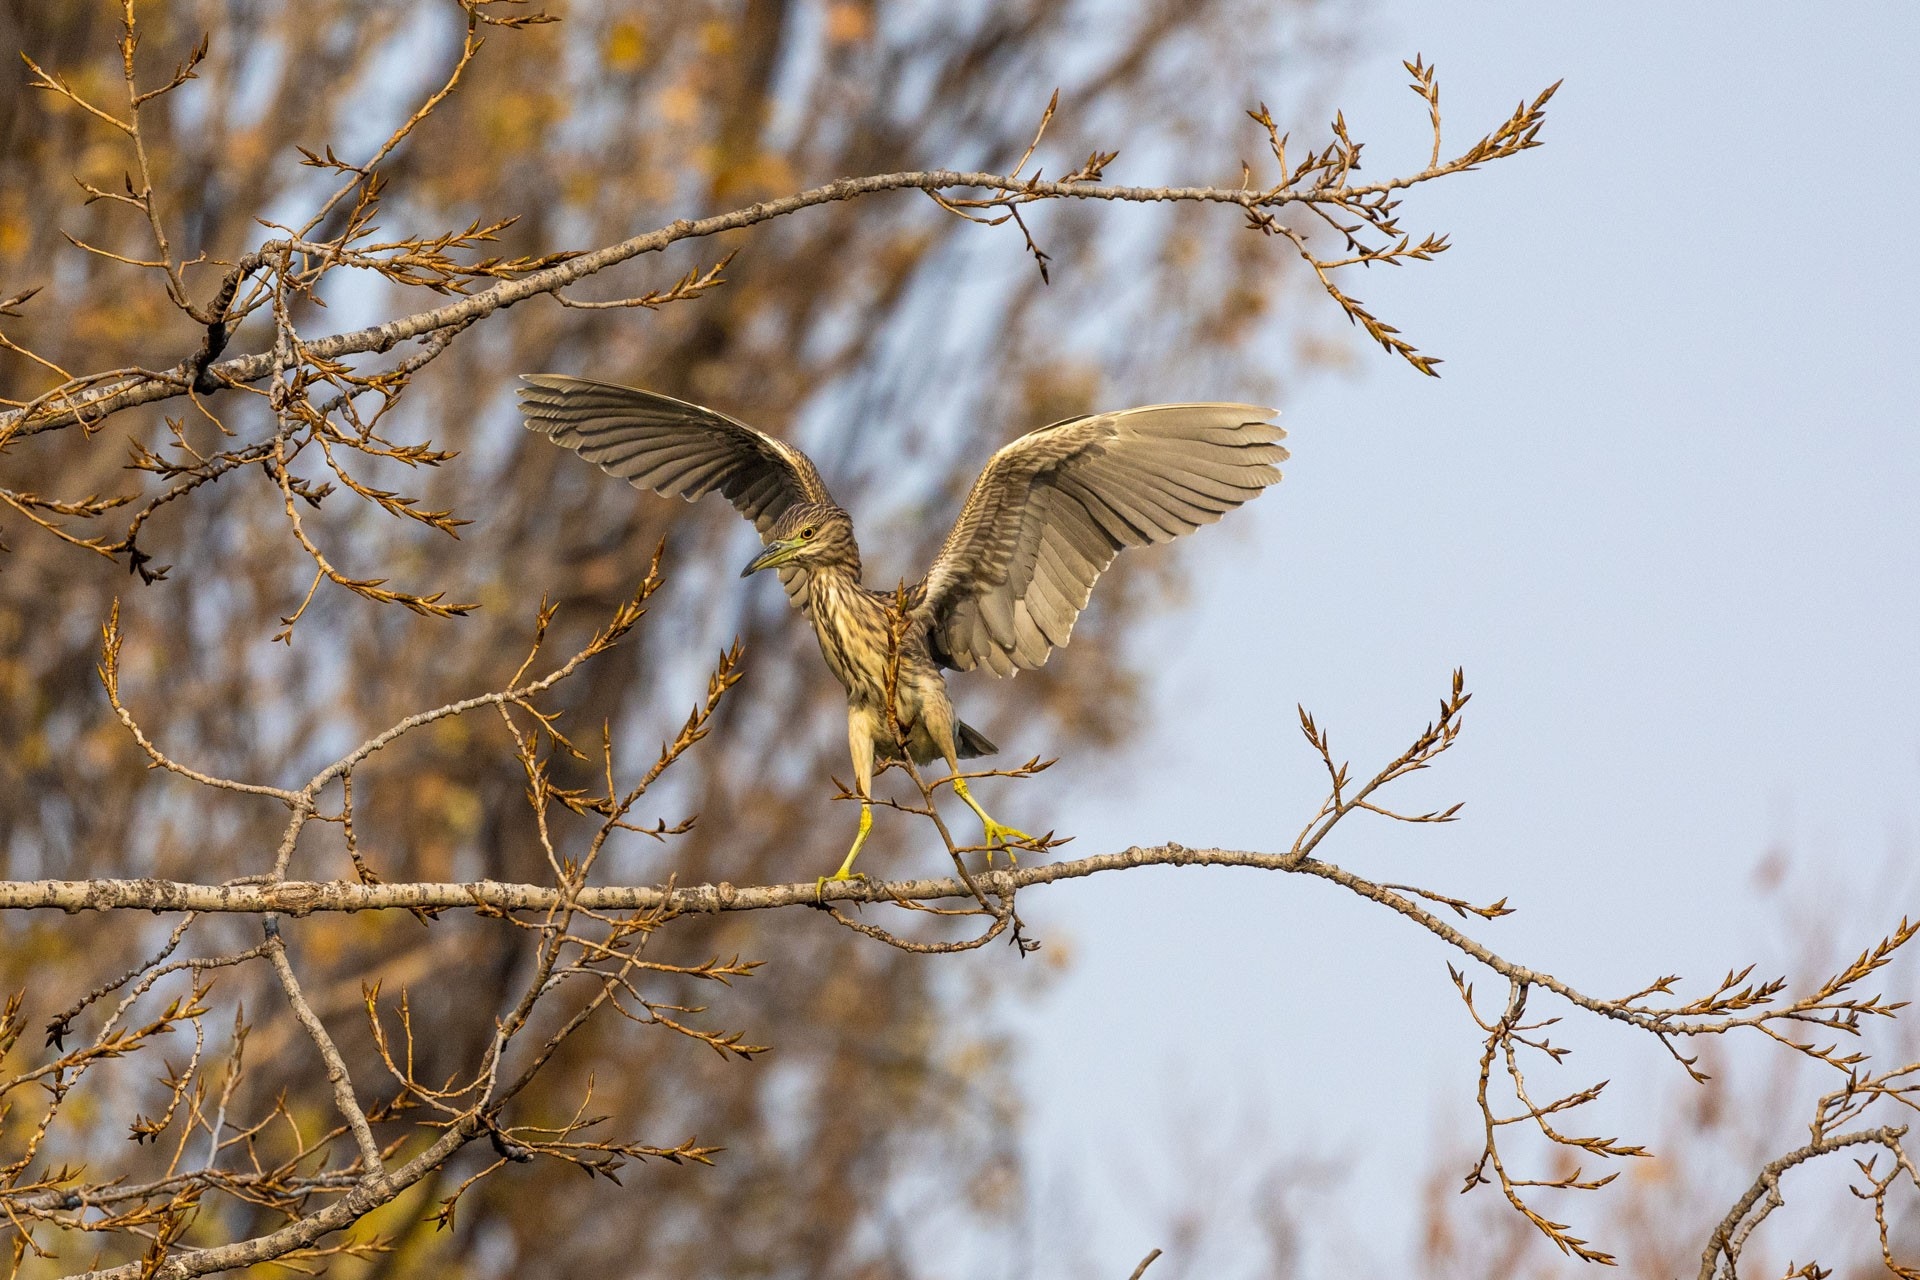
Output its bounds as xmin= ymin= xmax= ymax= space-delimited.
xmin=981 ymin=821 xmax=1038 ymax=864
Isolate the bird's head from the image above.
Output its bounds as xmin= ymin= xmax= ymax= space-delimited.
xmin=741 ymin=501 xmax=858 ymax=578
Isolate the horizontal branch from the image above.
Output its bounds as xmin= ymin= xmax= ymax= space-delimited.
xmin=1 ymin=167 xmax=1449 ymax=439
xmin=0 ymin=844 xmax=1822 ymax=1047
xmin=1 ymin=843 xmax=1262 ymax=914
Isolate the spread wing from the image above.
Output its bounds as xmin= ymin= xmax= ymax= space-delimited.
xmin=519 ymin=374 xmax=832 ymax=609
xmin=916 ymin=403 xmax=1286 ymax=676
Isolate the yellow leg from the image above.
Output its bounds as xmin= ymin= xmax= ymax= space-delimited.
xmin=951 ymin=777 xmax=1036 ymax=866
xmin=817 ymin=802 xmax=873 ymax=898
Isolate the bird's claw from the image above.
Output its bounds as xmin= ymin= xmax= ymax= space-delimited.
xmin=815 ymin=869 xmax=872 ymax=902
xmin=980 ymin=820 xmax=1037 ymax=866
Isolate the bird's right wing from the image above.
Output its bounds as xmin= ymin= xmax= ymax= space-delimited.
xmin=519 ymin=375 xmax=832 ymax=608
xmin=916 ymin=403 xmax=1286 ymax=676
xmin=519 ymin=375 xmax=831 ymax=529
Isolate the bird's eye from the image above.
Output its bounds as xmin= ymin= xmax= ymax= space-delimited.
xmin=801 ymin=525 xmax=817 ymax=539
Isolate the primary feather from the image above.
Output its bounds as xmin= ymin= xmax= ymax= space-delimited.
xmin=519 ymin=374 xmax=832 ymax=611
xmin=915 ymin=404 xmax=1288 ymax=676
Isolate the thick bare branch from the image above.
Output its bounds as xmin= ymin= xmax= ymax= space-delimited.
xmin=0 ymin=844 xmax=1890 ymax=1037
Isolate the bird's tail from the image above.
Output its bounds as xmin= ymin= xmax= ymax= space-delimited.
xmin=887 ymin=719 xmax=998 ymax=765
xmin=956 ymin=720 xmax=997 ymax=759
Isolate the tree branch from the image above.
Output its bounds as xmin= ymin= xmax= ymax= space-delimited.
xmin=1697 ymin=1125 xmax=1911 ymax=1280
xmin=0 ymin=844 xmax=1858 ymax=1040
xmin=0 ymin=845 xmax=1327 ymax=915
xmin=0 ymin=154 xmax=1526 ymax=440
xmin=70 ymin=1121 xmax=476 ymax=1280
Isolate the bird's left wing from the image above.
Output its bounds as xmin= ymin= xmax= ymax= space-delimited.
xmin=916 ymin=404 xmax=1286 ymax=676
xmin=519 ymin=374 xmax=833 ymax=609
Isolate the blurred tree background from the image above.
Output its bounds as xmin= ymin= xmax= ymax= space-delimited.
xmin=0 ymin=1 xmax=1351 ymax=1274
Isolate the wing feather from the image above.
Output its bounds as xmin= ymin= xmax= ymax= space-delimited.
xmin=520 ymin=374 xmax=832 ymax=612
xmin=1027 ymin=549 xmax=1080 ymax=647
xmin=520 ymin=375 xmax=830 ymax=527
xmin=918 ymin=403 xmax=1285 ymax=673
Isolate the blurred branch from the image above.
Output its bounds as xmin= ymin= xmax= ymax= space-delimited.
xmin=70 ymin=1120 xmax=479 ymax=1280
xmin=0 ymin=568 xmax=747 ymax=1273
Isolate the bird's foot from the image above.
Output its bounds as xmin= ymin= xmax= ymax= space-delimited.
xmin=818 ymin=801 xmax=876 ymax=900
xmin=951 ymin=777 xmax=1035 ymax=865
xmin=815 ymin=869 xmax=872 ymax=903
xmin=980 ymin=819 xmax=1038 ymax=867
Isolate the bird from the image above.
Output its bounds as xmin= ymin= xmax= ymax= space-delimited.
xmin=519 ymin=374 xmax=1287 ymax=885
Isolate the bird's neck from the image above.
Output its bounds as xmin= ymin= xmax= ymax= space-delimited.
xmin=801 ymin=561 xmax=895 ymax=701
xmin=797 ymin=546 xmax=862 ymax=592
xmin=798 ymin=556 xmax=865 ymax=604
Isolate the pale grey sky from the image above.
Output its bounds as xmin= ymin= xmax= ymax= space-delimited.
xmin=1010 ymin=5 xmax=1920 ymax=1274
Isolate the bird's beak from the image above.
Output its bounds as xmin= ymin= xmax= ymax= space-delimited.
xmin=741 ymin=537 xmax=801 ymax=578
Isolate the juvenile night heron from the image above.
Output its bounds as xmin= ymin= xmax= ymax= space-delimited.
xmin=520 ymin=375 xmax=1287 ymax=883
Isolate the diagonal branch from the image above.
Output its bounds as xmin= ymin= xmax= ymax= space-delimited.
xmin=261 ymin=921 xmax=386 ymax=1183
xmin=1697 ymin=1125 xmax=1912 ymax=1280
xmin=1 ymin=151 xmax=1541 ymax=441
